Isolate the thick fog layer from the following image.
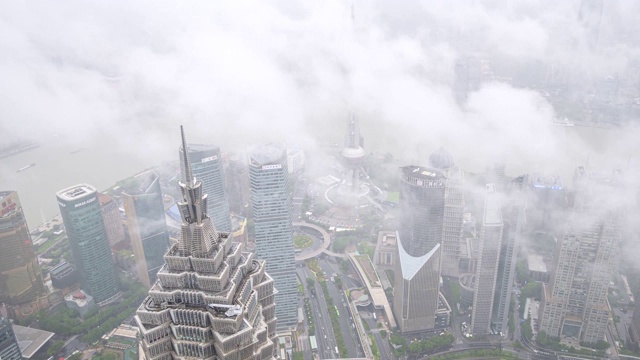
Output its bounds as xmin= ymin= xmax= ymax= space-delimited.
xmin=1 ymin=1 xmax=639 ymax=237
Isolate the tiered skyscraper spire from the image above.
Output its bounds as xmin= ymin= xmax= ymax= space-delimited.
xmin=135 ymin=126 xmax=277 ymax=360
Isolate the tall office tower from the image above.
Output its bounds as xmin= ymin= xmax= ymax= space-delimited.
xmin=0 ymin=317 xmax=21 ymax=360
xmin=394 ymin=242 xmax=442 ymax=333
xmin=438 ymin=152 xmax=465 ymax=278
xmin=526 ymin=174 xmax=566 ymax=233
xmin=180 ymin=144 xmax=232 ymax=232
xmin=493 ymin=179 xmax=527 ymax=336
xmin=226 ymin=153 xmax=251 ymax=217
xmin=0 ymin=191 xmax=45 ymax=305
xmin=57 ymin=185 xmax=121 ymax=306
xmin=540 ymin=166 xmax=622 ymax=344
xmin=393 ymin=162 xmax=447 ymax=333
xmin=485 ymin=156 xmax=506 ymax=191
xmin=248 ymin=143 xmax=298 ymax=331
xmin=470 ymin=185 xmax=503 ymax=337
xmin=122 ymin=171 xmax=170 ymax=288
xmin=136 ymin=127 xmax=277 ymax=360
xmin=99 ymin=193 xmax=126 ymax=247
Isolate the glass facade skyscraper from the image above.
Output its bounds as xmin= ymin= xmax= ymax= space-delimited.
xmin=122 ymin=171 xmax=170 ymax=288
xmin=470 ymin=185 xmax=503 ymax=337
xmin=180 ymin=144 xmax=232 ymax=232
xmin=0 ymin=317 xmax=21 ymax=360
xmin=248 ymin=143 xmax=298 ymax=331
xmin=0 ymin=191 xmax=44 ymax=305
xmin=394 ymin=164 xmax=448 ymax=333
xmin=57 ymin=184 xmax=121 ymax=306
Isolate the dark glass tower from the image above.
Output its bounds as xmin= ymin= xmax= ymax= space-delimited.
xmin=0 ymin=317 xmax=21 ymax=360
xmin=179 ymin=144 xmax=232 ymax=232
xmin=0 ymin=191 xmax=44 ymax=305
xmin=398 ymin=165 xmax=447 ymax=257
xmin=394 ymin=164 xmax=448 ymax=333
xmin=135 ymin=127 xmax=277 ymax=359
xmin=471 ymin=185 xmax=503 ymax=337
xmin=56 ymin=184 xmax=121 ymax=306
xmin=248 ymin=143 xmax=298 ymax=331
xmin=122 ymin=171 xmax=170 ymax=288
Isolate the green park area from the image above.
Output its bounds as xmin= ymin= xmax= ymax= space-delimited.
xmin=386 ymin=191 xmax=400 ymax=203
xmin=293 ymin=234 xmax=314 ymax=250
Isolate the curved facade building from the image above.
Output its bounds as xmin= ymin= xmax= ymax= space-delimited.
xmin=398 ymin=166 xmax=447 ymax=257
xmin=0 ymin=191 xmax=44 ymax=305
xmin=394 ymin=240 xmax=441 ymax=333
xmin=57 ymin=185 xmax=121 ymax=306
xmin=122 ymin=171 xmax=170 ymax=288
xmin=394 ymin=164 xmax=449 ymax=333
xmin=135 ymin=127 xmax=277 ymax=360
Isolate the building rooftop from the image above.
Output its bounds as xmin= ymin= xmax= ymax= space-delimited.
xmin=527 ymin=254 xmax=548 ymax=273
xmin=50 ymin=261 xmax=76 ymax=276
xmin=56 ymin=184 xmax=96 ymax=201
xmin=483 ymin=184 xmax=502 ymax=226
xmin=13 ymin=325 xmax=55 ymax=359
xmin=181 ymin=143 xmax=220 ymax=153
xmin=401 ymin=165 xmax=447 ymax=180
xmin=530 ymin=174 xmax=563 ymax=190
xmin=249 ymin=143 xmax=286 ymax=167
xmin=120 ymin=171 xmax=159 ymax=195
xmin=65 ymin=290 xmax=93 ymax=307
xmin=0 ymin=190 xmax=15 ymax=202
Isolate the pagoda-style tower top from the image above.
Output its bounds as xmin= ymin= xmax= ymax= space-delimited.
xmin=176 ymin=125 xmax=219 ymax=256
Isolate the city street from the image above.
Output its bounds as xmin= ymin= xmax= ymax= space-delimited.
xmin=317 ymin=259 xmax=364 ymax=358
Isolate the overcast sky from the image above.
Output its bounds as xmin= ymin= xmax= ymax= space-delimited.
xmin=1 ymin=0 xmax=639 ymax=173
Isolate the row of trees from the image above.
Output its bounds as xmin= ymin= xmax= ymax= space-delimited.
xmin=407 ymin=334 xmax=455 ymax=355
xmin=389 ymin=332 xmax=455 ymax=357
xmin=319 ymin=280 xmax=349 ymax=357
xmin=36 ymin=284 xmax=147 ymax=342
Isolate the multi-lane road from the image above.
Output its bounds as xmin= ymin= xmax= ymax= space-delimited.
xmin=297 ymin=257 xmax=370 ymax=359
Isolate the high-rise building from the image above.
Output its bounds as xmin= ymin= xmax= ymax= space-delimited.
xmin=630 ymin=298 xmax=640 ymax=348
xmin=440 ymin=160 xmax=465 ymax=278
xmin=57 ymin=184 xmax=121 ymax=306
xmin=0 ymin=317 xmax=21 ymax=360
xmin=492 ymin=178 xmax=527 ymax=336
xmin=121 ymin=171 xmax=170 ymax=288
xmin=99 ymin=193 xmax=126 ymax=248
xmin=470 ymin=185 xmax=503 ymax=337
xmin=0 ymin=191 xmax=45 ymax=305
xmin=248 ymin=143 xmax=298 ymax=331
xmin=180 ymin=144 xmax=232 ymax=232
xmin=398 ymin=164 xmax=446 ymax=257
xmin=525 ymin=174 xmax=566 ymax=233
xmin=394 ymin=241 xmax=442 ymax=333
xmin=135 ymin=127 xmax=277 ymax=359
xmin=540 ymin=166 xmax=622 ymax=344
xmin=393 ymin=162 xmax=447 ymax=333
xmin=226 ymin=153 xmax=251 ymax=217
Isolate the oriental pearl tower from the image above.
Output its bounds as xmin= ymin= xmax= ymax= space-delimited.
xmin=335 ymin=114 xmax=370 ymax=206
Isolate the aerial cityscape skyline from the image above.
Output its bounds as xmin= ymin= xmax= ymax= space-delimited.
xmin=2 ymin=1 xmax=640 ymax=359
